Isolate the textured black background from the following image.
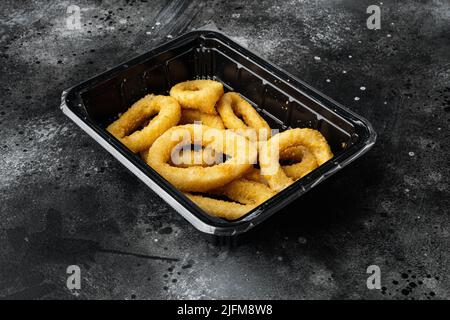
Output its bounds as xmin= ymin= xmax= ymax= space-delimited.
xmin=0 ymin=0 xmax=449 ymax=299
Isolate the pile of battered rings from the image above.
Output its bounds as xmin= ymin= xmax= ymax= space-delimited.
xmin=107 ymin=80 xmax=333 ymax=220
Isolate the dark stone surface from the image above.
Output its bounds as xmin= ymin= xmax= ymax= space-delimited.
xmin=0 ymin=0 xmax=449 ymax=300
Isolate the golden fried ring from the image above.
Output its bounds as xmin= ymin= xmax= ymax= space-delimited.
xmin=140 ymin=149 xmax=149 ymax=162
xmin=259 ymin=128 xmax=333 ymax=192
xmin=213 ymin=178 xmax=275 ymax=206
xmin=185 ymin=194 xmax=253 ymax=220
xmin=217 ymin=92 xmax=271 ymax=141
xmin=169 ymin=80 xmax=224 ymax=114
xmin=244 ymin=146 xmax=318 ymax=183
xmin=186 ymin=178 xmax=275 ymax=220
xmin=147 ymin=124 xmax=257 ymax=192
xmin=280 ymin=146 xmax=318 ymax=180
xmin=106 ymin=95 xmax=181 ymax=153
xmin=179 ymin=109 xmax=225 ymax=129
xmin=243 ymin=167 xmax=268 ymax=185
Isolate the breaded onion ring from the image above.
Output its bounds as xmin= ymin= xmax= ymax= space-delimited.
xmin=169 ymin=80 xmax=224 ymax=114
xmin=243 ymin=167 xmax=268 ymax=185
xmin=217 ymin=92 xmax=271 ymax=141
xmin=186 ymin=178 xmax=275 ymax=220
xmin=259 ymin=128 xmax=333 ymax=192
xmin=140 ymin=149 xmax=149 ymax=162
xmin=179 ymin=109 xmax=225 ymax=129
xmin=107 ymin=95 xmax=181 ymax=153
xmin=244 ymin=146 xmax=318 ymax=184
xmin=213 ymin=178 xmax=275 ymax=206
xmin=147 ymin=124 xmax=257 ymax=192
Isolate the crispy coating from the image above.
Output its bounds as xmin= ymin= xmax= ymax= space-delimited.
xmin=179 ymin=109 xmax=225 ymax=129
xmin=259 ymin=128 xmax=333 ymax=192
xmin=147 ymin=124 xmax=257 ymax=192
xmin=170 ymin=80 xmax=224 ymax=114
xmin=106 ymin=95 xmax=181 ymax=153
xmin=243 ymin=167 xmax=268 ymax=185
xmin=217 ymin=92 xmax=271 ymax=141
xmin=213 ymin=178 xmax=275 ymax=206
xmin=280 ymin=146 xmax=318 ymax=180
xmin=244 ymin=146 xmax=318 ymax=184
xmin=186 ymin=178 xmax=275 ymax=220
xmin=140 ymin=149 xmax=149 ymax=162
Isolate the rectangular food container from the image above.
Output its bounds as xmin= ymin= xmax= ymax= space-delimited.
xmin=61 ymin=30 xmax=376 ymax=236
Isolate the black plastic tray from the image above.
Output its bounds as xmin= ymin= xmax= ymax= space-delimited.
xmin=61 ymin=30 xmax=376 ymax=236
